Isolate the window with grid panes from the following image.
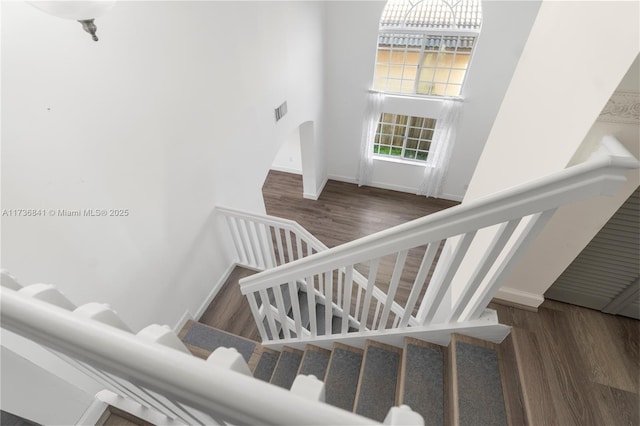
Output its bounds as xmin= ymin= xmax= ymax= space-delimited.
xmin=373 ymin=113 xmax=436 ymax=162
xmin=374 ymin=34 xmax=475 ymax=96
xmin=373 ymin=0 xmax=481 ymax=97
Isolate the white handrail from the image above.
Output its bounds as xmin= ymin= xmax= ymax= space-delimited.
xmin=1 ymin=288 xmax=377 ymax=426
xmin=239 ymin=137 xmax=637 ymax=293
xmin=217 ymin=206 xmax=409 ymax=334
xmin=229 ymin=137 xmax=637 ymax=344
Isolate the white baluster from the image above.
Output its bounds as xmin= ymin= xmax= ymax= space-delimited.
xmin=1 ymin=270 xmax=22 ymax=290
xmin=137 ymin=324 xmax=190 ymax=353
xmin=341 ymin=266 xmax=354 ymax=334
xmin=284 ymin=230 xmax=294 ymax=264
xmin=290 ymin=375 xmax=325 ymax=402
xmin=359 ymin=259 xmax=379 ymax=332
xmin=448 ymin=219 xmax=521 ymax=322
xmin=399 ymin=242 xmax=441 ymax=327
xmin=384 ymin=405 xmax=424 ymax=425
xmin=274 ymin=227 xmax=286 ymax=266
xmin=378 ymin=250 xmax=408 ymax=330
xmin=238 ymin=219 xmax=258 ymax=268
xmin=306 ymin=276 xmax=317 ymax=337
xmin=288 ymin=281 xmax=303 ymax=337
xmin=207 ymin=347 xmax=251 ymax=376
xmin=336 ymin=269 xmax=343 ymax=308
xmin=392 ymin=315 xmax=400 ymax=328
xmin=296 ymin=235 xmax=304 ymax=261
xmin=354 ymin=284 xmax=363 ymax=325
xmin=246 ymin=292 xmax=268 ymax=341
xmin=259 ymin=289 xmax=278 ymax=340
xmin=419 ymin=231 xmax=477 ymax=324
xmin=248 ymin=221 xmax=266 ymax=269
xmin=324 ymin=271 xmax=333 ymax=335
xmin=465 ymin=210 xmax=556 ymax=321
xmin=19 ymin=284 xmax=76 ymax=310
xmin=137 ymin=325 xmax=209 ymax=424
xmin=75 ymin=303 xmax=132 ymax=332
xmin=73 ymin=304 xmax=166 ymax=412
xmin=273 ymin=285 xmax=290 ymax=339
xmin=226 ymin=216 xmax=248 ymax=266
xmin=261 ymin=224 xmax=277 ymax=268
xmin=373 ymin=301 xmax=382 ymax=330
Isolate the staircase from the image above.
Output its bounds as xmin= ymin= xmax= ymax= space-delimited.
xmin=1 ymin=137 xmax=637 ymax=425
xmin=220 ymin=136 xmax=640 ymax=351
xmin=181 ymin=319 xmax=519 ymax=425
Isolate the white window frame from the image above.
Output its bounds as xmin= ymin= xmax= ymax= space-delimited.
xmin=373 ymin=112 xmax=437 ymax=164
xmin=374 ymin=27 xmax=479 ymax=98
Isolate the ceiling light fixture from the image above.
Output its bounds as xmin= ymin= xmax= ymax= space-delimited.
xmin=27 ymin=1 xmax=116 ymax=41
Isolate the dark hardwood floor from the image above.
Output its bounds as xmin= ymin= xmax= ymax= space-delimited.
xmin=199 ymin=170 xmax=639 ymax=425
xmin=263 ymin=170 xmax=459 ymax=316
xmin=262 ymin=170 xmax=459 ymax=248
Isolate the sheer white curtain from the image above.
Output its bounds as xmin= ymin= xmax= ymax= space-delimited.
xmin=418 ymin=99 xmax=463 ymax=198
xmin=356 ymin=92 xmax=385 ymax=186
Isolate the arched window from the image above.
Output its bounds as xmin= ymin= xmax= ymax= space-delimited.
xmin=359 ymin=1 xmax=481 ymax=196
xmin=373 ymin=0 xmax=482 ymax=97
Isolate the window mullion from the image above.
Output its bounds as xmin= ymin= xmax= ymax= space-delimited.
xmin=402 ymin=119 xmax=411 ymax=158
xmin=414 ymin=34 xmax=427 ymax=95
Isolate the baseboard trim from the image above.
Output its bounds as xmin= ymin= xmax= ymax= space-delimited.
xmin=440 ymin=192 xmax=464 ymax=202
xmin=494 ymin=287 xmax=544 ymax=310
xmin=270 ymin=166 xmax=302 ymax=175
xmin=491 ymin=297 xmax=539 ymax=313
xmin=327 ymin=174 xmax=463 ymax=202
xmin=303 ymin=192 xmax=319 ymax=200
xmin=173 ymin=311 xmax=193 ymax=334
xmin=303 ymin=176 xmax=329 ymax=200
xmin=327 ymin=174 xmax=358 ymax=185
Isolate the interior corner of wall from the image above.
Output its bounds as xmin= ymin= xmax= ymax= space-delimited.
xmin=191 ymin=261 xmax=237 ymax=322
xmin=173 ymin=310 xmax=194 ymax=333
xmin=304 ymin=175 xmax=329 ymax=200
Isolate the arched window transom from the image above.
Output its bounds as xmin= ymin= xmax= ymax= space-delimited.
xmin=374 ymin=0 xmax=483 ymax=97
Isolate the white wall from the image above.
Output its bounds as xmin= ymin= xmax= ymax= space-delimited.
xmin=1 ymin=0 xmax=324 ymax=330
xmin=323 ymin=1 xmax=541 ymax=201
xmin=272 ymin=128 xmax=303 ymax=175
xmin=323 ymin=0 xmax=385 ymax=186
xmin=1 ymin=0 xmax=324 ymax=411
xmin=0 ymin=347 xmax=93 ymax=425
xmin=460 ymin=1 xmax=640 ymax=307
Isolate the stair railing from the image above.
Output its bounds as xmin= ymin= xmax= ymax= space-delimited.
xmin=228 ymin=136 xmax=638 ymax=345
xmin=0 ymin=284 xmax=378 ymax=426
xmin=217 ymin=206 xmax=409 ymax=341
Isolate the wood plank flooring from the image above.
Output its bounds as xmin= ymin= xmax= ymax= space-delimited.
xmin=489 ymin=299 xmax=639 ymax=426
xmin=199 ymin=170 xmax=639 ymax=425
xmin=263 ymin=170 xmax=459 ymax=315
xmin=199 ymin=267 xmax=260 ymax=341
